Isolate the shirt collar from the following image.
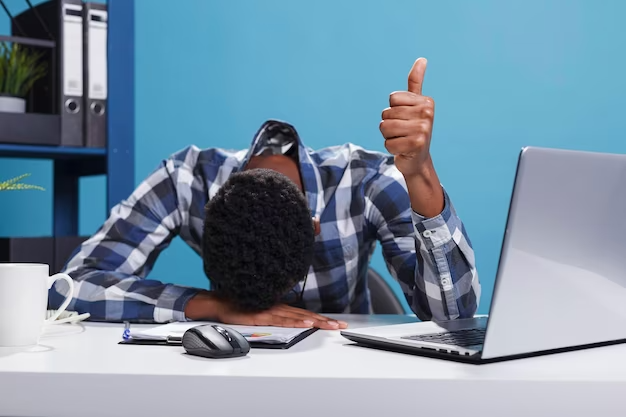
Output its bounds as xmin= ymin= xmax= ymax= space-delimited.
xmin=239 ymin=119 xmax=324 ymax=217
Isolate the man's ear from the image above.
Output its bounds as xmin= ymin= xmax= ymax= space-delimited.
xmin=312 ymin=217 xmax=320 ymax=236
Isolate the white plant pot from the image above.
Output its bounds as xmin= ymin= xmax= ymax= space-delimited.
xmin=0 ymin=95 xmax=26 ymax=113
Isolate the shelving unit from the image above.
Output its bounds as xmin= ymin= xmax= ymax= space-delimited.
xmin=0 ymin=0 xmax=135 ymax=238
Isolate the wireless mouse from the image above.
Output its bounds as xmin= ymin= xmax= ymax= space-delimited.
xmin=182 ymin=324 xmax=251 ymax=359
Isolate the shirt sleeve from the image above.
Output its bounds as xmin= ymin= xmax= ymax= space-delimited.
xmin=365 ymin=159 xmax=481 ymax=321
xmin=48 ymin=156 xmax=203 ymax=323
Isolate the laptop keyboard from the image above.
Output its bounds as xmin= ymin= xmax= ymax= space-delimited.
xmin=401 ymin=328 xmax=486 ymax=349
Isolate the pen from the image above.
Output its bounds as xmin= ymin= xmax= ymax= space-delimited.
xmin=122 ymin=321 xmax=131 ymax=340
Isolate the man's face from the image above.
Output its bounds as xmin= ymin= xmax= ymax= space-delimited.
xmin=244 ymin=155 xmax=320 ymax=235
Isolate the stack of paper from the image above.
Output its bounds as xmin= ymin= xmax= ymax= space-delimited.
xmin=129 ymin=321 xmax=312 ymax=344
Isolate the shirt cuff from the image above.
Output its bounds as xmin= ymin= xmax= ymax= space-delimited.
xmin=411 ymin=188 xmax=458 ymax=250
xmin=154 ymin=284 xmax=202 ymax=323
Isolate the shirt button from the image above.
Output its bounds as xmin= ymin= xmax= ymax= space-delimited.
xmin=423 ymin=230 xmax=433 ymax=238
xmin=441 ymin=278 xmax=451 ymax=286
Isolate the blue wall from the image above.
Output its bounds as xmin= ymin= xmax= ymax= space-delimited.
xmin=3 ymin=0 xmax=626 ymax=315
xmin=134 ymin=0 xmax=626 ymax=314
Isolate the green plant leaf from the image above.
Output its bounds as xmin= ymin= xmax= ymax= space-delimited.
xmin=0 ymin=173 xmax=44 ymax=191
xmin=0 ymin=172 xmax=29 ymax=185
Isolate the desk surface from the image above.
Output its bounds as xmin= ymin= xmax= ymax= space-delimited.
xmin=1 ymin=314 xmax=625 ymax=417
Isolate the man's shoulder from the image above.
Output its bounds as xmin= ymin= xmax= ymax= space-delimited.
xmin=309 ymin=142 xmax=394 ymax=170
xmin=310 ymin=143 xmax=408 ymax=197
xmin=167 ymin=145 xmax=246 ymax=169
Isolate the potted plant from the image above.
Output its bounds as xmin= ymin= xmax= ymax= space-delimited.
xmin=0 ymin=173 xmax=44 ymax=191
xmin=0 ymin=42 xmax=47 ymax=114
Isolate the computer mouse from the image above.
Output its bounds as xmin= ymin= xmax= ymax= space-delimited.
xmin=182 ymin=324 xmax=251 ymax=359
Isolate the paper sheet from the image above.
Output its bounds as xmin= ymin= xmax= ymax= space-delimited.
xmin=129 ymin=321 xmax=310 ymax=344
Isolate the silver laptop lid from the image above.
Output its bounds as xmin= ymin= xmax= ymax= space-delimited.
xmin=482 ymin=146 xmax=626 ymax=359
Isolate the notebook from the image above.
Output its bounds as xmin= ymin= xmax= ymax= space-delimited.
xmin=119 ymin=321 xmax=318 ymax=349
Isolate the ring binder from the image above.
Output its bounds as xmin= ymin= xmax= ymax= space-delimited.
xmin=13 ymin=0 xmax=85 ymax=147
xmin=83 ymin=2 xmax=107 ymax=148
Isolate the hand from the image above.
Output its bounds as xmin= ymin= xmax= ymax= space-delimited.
xmin=184 ymin=291 xmax=347 ymax=330
xmin=380 ymin=57 xmax=435 ymax=178
xmin=217 ymin=302 xmax=348 ymax=330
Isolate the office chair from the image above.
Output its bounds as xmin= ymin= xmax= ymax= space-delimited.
xmin=367 ymin=267 xmax=406 ymax=314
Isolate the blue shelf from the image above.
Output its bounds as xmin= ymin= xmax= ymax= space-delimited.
xmin=0 ymin=0 xmax=135 ymax=237
xmin=0 ymin=144 xmax=106 ymax=160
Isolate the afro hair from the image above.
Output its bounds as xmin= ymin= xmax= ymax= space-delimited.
xmin=202 ymin=168 xmax=315 ymax=312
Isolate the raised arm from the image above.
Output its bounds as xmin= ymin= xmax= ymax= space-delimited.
xmin=49 ymin=154 xmax=203 ymax=323
xmin=365 ymin=161 xmax=480 ymax=321
xmin=375 ymin=57 xmax=480 ymax=320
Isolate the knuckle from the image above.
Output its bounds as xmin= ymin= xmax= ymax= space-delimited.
xmin=400 ymin=136 xmax=423 ymax=151
xmin=414 ymin=134 xmax=428 ymax=147
xmin=416 ymin=121 xmax=431 ymax=133
xmin=409 ymin=136 xmax=423 ymax=146
xmin=421 ymin=107 xmax=434 ymax=119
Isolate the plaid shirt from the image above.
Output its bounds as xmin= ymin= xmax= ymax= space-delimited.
xmin=51 ymin=120 xmax=481 ymax=323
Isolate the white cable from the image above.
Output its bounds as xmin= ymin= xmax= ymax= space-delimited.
xmin=46 ymin=310 xmax=91 ymax=325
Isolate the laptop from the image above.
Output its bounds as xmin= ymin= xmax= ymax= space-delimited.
xmin=341 ymin=146 xmax=626 ymax=364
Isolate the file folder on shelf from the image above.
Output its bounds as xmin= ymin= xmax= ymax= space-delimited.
xmin=83 ymin=2 xmax=107 ymax=148
xmin=13 ymin=0 xmax=84 ymax=147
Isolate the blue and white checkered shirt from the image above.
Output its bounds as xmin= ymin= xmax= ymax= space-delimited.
xmin=51 ymin=120 xmax=481 ymax=323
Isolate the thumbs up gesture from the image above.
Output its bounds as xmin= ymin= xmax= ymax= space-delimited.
xmin=380 ymin=58 xmax=435 ymax=179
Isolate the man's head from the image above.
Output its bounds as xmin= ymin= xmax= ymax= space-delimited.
xmin=202 ymin=167 xmax=315 ymax=311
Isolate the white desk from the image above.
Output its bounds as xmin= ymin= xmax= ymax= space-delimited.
xmin=0 ymin=314 xmax=625 ymax=417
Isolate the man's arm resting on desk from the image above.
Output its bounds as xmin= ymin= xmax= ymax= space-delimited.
xmin=185 ymin=291 xmax=347 ymax=330
xmin=51 ymin=270 xmax=344 ymax=328
xmin=51 ymin=153 xmax=201 ymax=323
xmin=50 ymin=268 xmax=201 ymax=323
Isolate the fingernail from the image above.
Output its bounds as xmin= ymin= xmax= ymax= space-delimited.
xmin=338 ymin=321 xmax=348 ymax=327
xmin=328 ymin=321 xmax=339 ymax=328
xmin=303 ymin=320 xmax=315 ymax=326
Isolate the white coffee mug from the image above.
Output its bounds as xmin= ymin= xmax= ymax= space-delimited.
xmin=0 ymin=263 xmax=74 ymax=347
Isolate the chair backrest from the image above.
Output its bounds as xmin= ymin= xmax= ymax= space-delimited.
xmin=367 ymin=267 xmax=406 ymax=314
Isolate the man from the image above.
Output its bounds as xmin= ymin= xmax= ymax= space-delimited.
xmin=50 ymin=58 xmax=480 ymax=329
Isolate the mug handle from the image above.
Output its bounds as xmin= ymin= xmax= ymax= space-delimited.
xmin=44 ymin=273 xmax=75 ymax=323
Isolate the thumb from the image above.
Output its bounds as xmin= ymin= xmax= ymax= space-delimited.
xmin=408 ymin=57 xmax=427 ymax=95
